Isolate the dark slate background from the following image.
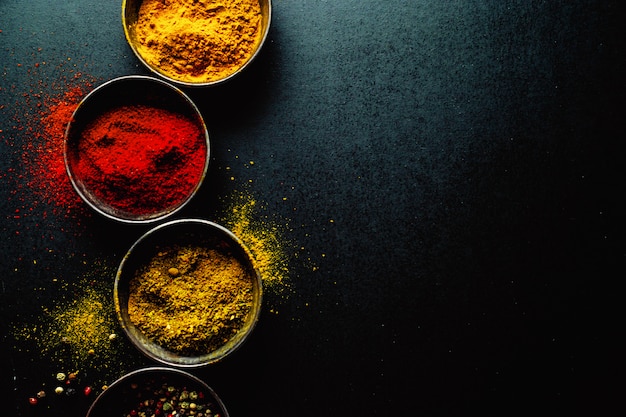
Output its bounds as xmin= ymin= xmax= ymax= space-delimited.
xmin=1 ymin=1 xmax=624 ymax=416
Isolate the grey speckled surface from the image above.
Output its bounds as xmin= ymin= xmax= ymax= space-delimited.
xmin=1 ymin=1 xmax=624 ymax=415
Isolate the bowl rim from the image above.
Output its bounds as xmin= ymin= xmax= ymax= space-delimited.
xmin=114 ymin=218 xmax=263 ymax=367
xmin=63 ymin=75 xmax=211 ymax=224
xmin=121 ymin=0 xmax=273 ymax=88
xmin=86 ymin=366 xmax=230 ymax=417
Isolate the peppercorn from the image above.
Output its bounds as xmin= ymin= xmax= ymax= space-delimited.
xmin=121 ymin=380 xmax=219 ymax=417
xmin=36 ymin=390 xmax=46 ymax=398
xmin=55 ymin=386 xmax=64 ymax=395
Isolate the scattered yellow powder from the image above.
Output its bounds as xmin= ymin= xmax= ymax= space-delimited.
xmin=11 ymin=263 xmax=140 ymax=389
xmin=219 ymin=188 xmax=292 ymax=297
xmin=13 ymin=283 xmax=117 ymax=365
xmin=44 ymin=286 xmax=114 ymax=361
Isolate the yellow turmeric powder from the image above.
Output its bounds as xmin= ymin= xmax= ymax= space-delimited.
xmin=132 ymin=0 xmax=264 ymax=83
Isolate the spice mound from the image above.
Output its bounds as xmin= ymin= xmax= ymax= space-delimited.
xmin=68 ymin=104 xmax=207 ymax=217
xmin=133 ymin=0 xmax=264 ymax=83
xmin=127 ymin=243 xmax=255 ymax=356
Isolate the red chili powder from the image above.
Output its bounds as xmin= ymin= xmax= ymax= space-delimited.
xmin=66 ymin=105 xmax=207 ymax=216
xmin=19 ymin=81 xmax=94 ymax=218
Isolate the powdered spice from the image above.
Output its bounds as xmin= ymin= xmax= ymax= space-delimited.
xmin=127 ymin=243 xmax=255 ymax=356
xmin=10 ymin=265 xmax=141 ymax=402
xmin=21 ymin=82 xmax=93 ymax=216
xmin=2 ymin=72 xmax=95 ymax=242
xmin=219 ymin=187 xmax=292 ymax=295
xmin=132 ymin=0 xmax=264 ymax=83
xmin=67 ymin=104 xmax=207 ymax=216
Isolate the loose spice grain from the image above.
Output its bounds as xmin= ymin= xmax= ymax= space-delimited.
xmin=128 ymin=244 xmax=255 ymax=356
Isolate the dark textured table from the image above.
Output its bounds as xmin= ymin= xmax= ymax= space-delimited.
xmin=1 ymin=1 xmax=624 ymax=416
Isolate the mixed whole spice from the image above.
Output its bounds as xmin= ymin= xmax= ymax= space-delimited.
xmin=120 ymin=378 xmax=223 ymax=417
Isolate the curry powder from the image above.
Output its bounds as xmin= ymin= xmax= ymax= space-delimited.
xmin=127 ymin=244 xmax=255 ymax=356
xmin=133 ymin=0 xmax=263 ymax=83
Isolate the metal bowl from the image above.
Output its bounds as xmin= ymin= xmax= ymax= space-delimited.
xmin=86 ymin=367 xmax=229 ymax=417
xmin=114 ymin=219 xmax=263 ymax=367
xmin=122 ymin=0 xmax=272 ymax=87
xmin=64 ymin=75 xmax=210 ymax=224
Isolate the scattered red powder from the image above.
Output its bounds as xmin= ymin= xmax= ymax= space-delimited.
xmin=20 ymin=81 xmax=94 ymax=217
